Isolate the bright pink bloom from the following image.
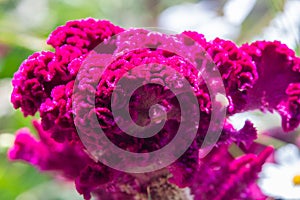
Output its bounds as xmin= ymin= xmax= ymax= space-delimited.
xmin=9 ymin=18 xmax=299 ymax=199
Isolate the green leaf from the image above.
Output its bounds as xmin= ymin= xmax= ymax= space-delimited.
xmin=0 ymin=46 xmax=34 ymax=78
xmin=0 ymin=110 xmax=38 ymax=134
xmin=0 ymin=153 xmax=50 ymax=200
xmin=296 ymin=44 xmax=300 ymax=56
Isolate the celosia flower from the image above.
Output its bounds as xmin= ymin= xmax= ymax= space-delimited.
xmin=8 ymin=121 xmax=95 ymax=180
xmin=190 ymin=145 xmax=273 ymax=200
xmin=8 ymin=18 xmax=300 ymax=200
xmin=11 ymin=18 xmax=124 ymax=142
xmin=259 ymin=144 xmax=300 ymax=199
xmin=241 ymin=41 xmax=300 ymax=131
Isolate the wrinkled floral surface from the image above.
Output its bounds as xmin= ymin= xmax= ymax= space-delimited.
xmin=8 ymin=18 xmax=300 ymax=199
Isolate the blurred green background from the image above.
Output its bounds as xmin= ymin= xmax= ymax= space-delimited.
xmin=0 ymin=0 xmax=299 ymax=199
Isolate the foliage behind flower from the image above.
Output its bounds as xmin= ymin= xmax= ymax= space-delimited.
xmin=8 ymin=18 xmax=300 ymax=199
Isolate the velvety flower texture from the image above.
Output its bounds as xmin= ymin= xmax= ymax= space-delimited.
xmin=8 ymin=18 xmax=300 ymax=200
xmin=241 ymin=41 xmax=300 ymax=131
xmin=190 ymin=145 xmax=273 ymax=200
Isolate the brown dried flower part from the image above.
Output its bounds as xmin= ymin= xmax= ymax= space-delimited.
xmin=146 ymin=174 xmax=191 ymax=200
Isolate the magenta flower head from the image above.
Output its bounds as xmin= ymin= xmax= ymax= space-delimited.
xmin=8 ymin=18 xmax=300 ymax=199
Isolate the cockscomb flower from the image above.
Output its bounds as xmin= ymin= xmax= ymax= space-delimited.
xmin=8 ymin=18 xmax=300 ymax=200
xmin=190 ymin=144 xmax=273 ymax=200
xmin=241 ymin=41 xmax=300 ymax=131
xmin=183 ymin=31 xmax=258 ymax=114
xmin=11 ymin=19 xmax=124 ymax=142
